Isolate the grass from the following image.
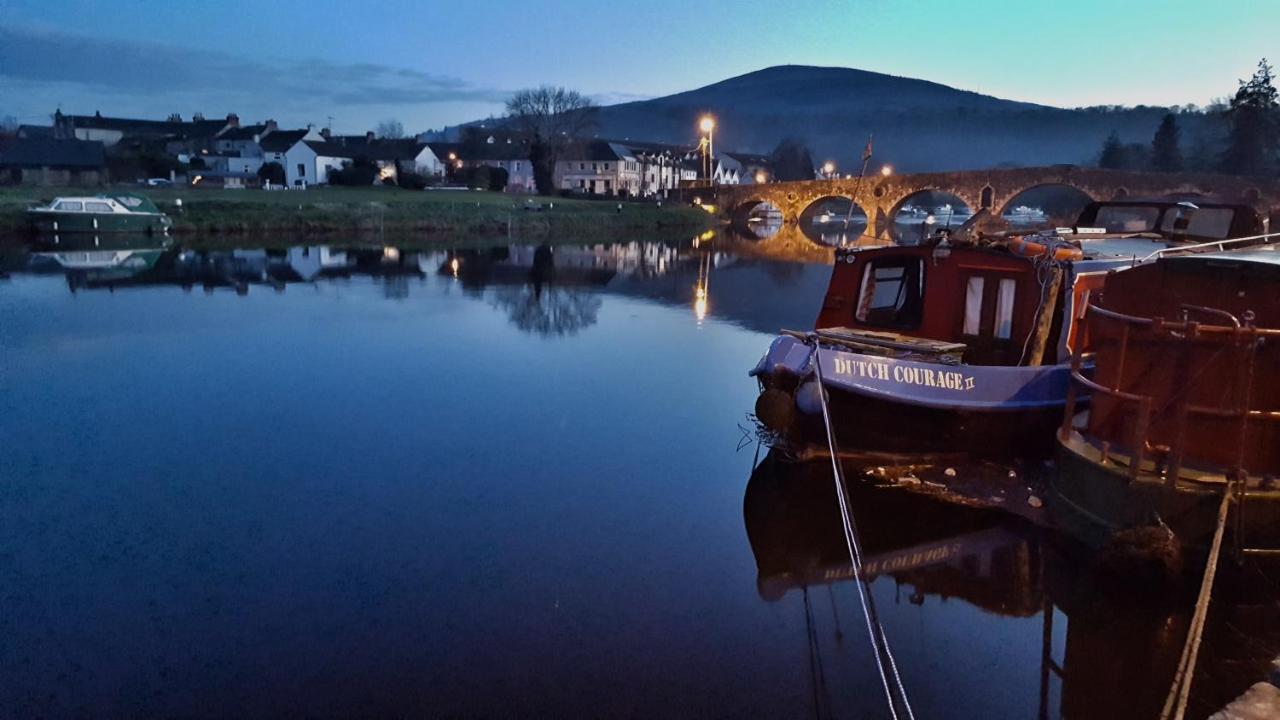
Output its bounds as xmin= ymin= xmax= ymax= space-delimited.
xmin=0 ymin=185 xmax=716 ymax=238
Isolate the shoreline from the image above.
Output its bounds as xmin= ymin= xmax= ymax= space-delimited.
xmin=0 ymin=186 xmax=716 ymax=238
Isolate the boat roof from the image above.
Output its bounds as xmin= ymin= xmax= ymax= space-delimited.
xmin=45 ymin=193 xmax=163 ymax=213
xmin=1163 ymin=244 xmax=1280 ymax=268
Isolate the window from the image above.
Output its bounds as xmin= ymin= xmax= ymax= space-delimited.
xmin=580 ymin=163 xmax=585 ymax=170
xmin=1158 ymin=207 xmax=1235 ymax=239
xmin=297 ymin=163 xmax=305 ymax=178
xmin=55 ymin=201 xmax=83 ymax=211
xmin=592 ymin=163 xmax=598 ymax=172
xmin=962 ymin=273 xmax=1018 ymax=341
xmin=995 ymin=278 xmax=1017 ymax=339
xmin=84 ymin=202 xmax=113 ymax=213
xmin=854 ymin=258 xmax=925 ymax=328
xmin=963 ymin=277 xmax=984 ymax=335
xmin=1093 ymin=205 xmax=1159 ymax=233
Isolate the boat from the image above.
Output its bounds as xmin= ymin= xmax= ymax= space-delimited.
xmin=26 ymin=194 xmax=172 ymax=234
xmin=750 ymin=200 xmax=1266 ymax=458
xmin=1053 ymin=243 xmax=1280 ymax=549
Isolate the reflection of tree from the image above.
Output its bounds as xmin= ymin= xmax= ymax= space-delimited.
xmin=490 ymin=284 xmax=602 ymax=336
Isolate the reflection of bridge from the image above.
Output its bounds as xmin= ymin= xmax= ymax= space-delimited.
xmin=714 ymin=166 xmax=1280 ymax=251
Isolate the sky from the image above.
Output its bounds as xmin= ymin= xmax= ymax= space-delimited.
xmin=1 ymin=0 xmax=1276 ymax=134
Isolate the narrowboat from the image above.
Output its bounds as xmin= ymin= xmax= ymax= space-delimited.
xmin=1053 ymin=244 xmax=1280 ymax=550
xmin=27 ymin=194 xmax=172 ymax=234
xmin=750 ymin=200 xmax=1265 ymax=457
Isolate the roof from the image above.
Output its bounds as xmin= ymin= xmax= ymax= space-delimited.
xmin=0 ymin=138 xmax=106 ymax=169
xmin=218 ymin=124 xmax=270 ymax=141
xmin=17 ymin=125 xmax=54 ymax=139
xmin=259 ymin=129 xmax=310 ymax=152
xmin=1165 ymin=245 xmax=1280 ymax=268
xmin=61 ymin=113 xmax=228 ymax=140
xmin=722 ymin=151 xmax=772 ymax=166
xmin=305 ymin=138 xmax=429 ymax=161
xmin=559 ymin=140 xmax=633 ymax=163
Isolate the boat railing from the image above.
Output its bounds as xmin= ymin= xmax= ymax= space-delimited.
xmin=1137 ymin=230 xmax=1280 ymax=263
xmin=1062 ymin=301 xmax=1275 ymax=485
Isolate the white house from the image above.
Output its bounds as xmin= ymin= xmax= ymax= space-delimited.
xmin=258 ymin=128 xmax=324 ymax=186
xmin=554 ymin=141 xmax=642 ymax=196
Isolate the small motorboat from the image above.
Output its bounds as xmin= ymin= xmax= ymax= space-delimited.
xmin=27 ymin=194 xmax=172 ymax=234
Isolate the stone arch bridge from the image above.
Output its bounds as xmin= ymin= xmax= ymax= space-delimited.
xmin=711 ymin=166 xmax=1280 ymax=250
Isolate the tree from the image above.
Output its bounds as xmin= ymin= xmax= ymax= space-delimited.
xmin=258 ymin=161 xmax=286 ymax=186
xmin=328 ymin=159 xmax=379 ymax=185
xmin=1220 ymin=58 xmax=1280 ymax=176
xmin=1098 ymin=131 xmax=1126 ymax=169
xmin=505 ymin=86 xmax=598 ymax=195
xmin=768 ymin=139 xmax=816 ymax=181
xmin=1150 ymin=113 xmax=1183 ymax=172
xmin=375 ymin=119 xmax=405 ymax=139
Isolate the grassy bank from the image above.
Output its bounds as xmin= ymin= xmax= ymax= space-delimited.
xmin=0 ymin=185 xmax=715 ymax=237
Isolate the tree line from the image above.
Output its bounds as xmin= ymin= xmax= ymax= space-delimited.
xmin=1096 ymin=59 xmax=1279 ymax=176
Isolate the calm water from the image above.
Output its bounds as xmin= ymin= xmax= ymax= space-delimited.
xmin=2 ymin=235 xmax=1277 ymax=718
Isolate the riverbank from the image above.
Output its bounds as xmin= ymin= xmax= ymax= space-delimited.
xmin=0 ymin=186 xmax=715 ymax=237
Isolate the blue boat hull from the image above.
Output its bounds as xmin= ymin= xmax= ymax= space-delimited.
xmin=752 ymin=335 xmax=1082 ymax=457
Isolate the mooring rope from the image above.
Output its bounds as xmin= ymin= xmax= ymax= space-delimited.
xmin=1159 ymin=487 xmax=1234 ymax=720
xmin=810 ymin=339 xmax=916 ymax=720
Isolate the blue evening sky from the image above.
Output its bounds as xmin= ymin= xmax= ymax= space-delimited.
xmin=1 ymin=0 xmax=1275 ymax=133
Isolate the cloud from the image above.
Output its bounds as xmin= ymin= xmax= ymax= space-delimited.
xmin=0 ymin=25 xmax=508 ymax=126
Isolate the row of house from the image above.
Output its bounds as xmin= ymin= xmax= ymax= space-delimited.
xmin=1 ymin=110 xmax=778 ymax=193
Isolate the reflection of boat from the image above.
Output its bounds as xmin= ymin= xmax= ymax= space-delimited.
xmin=27 ymin=194 xmax=172 ymax=234
xmin=750 ymin=200 xmax=1267 ymax=458
xmin=1054 ymin=245 xmax=1280 ymax=549
xmin=31 ymin=235 xmax=172 ymax=287
xmin=740 ymin=449 xmax=1237 ymax=720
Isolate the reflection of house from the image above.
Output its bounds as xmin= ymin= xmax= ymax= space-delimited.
xmin=0 ymin=138 xmax=107 ymax=186
xmin=554 ymin=141 xmax=642 ymax=196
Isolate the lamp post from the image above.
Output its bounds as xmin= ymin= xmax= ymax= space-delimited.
xmin=699 ymin=115 xmax=715 ymax=185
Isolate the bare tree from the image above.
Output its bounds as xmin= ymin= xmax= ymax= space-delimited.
xmin=505 ymin=87 xmax=598 ymax=194
xmin=375 ymin=119 xmax=405 ymax=139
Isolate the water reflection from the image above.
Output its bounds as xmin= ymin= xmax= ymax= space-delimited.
xmin=742 ymin=450 xmax=1280 ymax=719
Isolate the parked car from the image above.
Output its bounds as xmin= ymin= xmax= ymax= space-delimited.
xmin=144 ymin=178 xmax=174 ymax=187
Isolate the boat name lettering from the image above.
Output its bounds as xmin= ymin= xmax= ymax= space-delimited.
xmin=831 ymin=356 xmax=975 ymax=391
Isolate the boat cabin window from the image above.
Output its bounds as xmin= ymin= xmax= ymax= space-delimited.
xmin=855 ymin=258 xmax=924 ymax=329
xmin=84 ymin=201 xmax=113 ymax=213
xmin=962 ymin=274 xmax=1018 ymax=340
xmin=1093 ymin=205 xmax=1160 ymax=233
xmin=54 ymin=201 xmax=83 ymax=212
xmin=1158 ymin=206 xmax=1234 ymax=239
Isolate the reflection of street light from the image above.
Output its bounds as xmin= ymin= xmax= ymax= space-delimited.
xmin=881 ymin=165 xmax=893 ymax=177
xmin=822 ymin=161 xmax=835 ymax=178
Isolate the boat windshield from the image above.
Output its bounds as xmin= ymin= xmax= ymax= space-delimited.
xmin=53 ymin=200 xmax=83 ymax=212
xmin=854 ymin=257 xmax=925 ymax=329
xmin=1157 ymin=206 xmax=1235 ymax=239
xmin=1092 ymin=205 xmax=1160 ymax=233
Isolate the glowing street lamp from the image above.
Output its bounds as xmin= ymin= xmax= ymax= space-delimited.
xmin=880 ymin=164 xmax=893 ymax=177
xmin=822 ymin=161 xmax=835 ymax=178
xmin=755 ymin=170 xmax=767 ymax=184
xmin=698 ymin=115 xmax=716 ymax=185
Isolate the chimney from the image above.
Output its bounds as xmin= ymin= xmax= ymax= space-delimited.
xmin=168 ymin=113 xmax=183 ymax=123
xmin=366 ymin=130 xmax=376 ymax=143
xmin=263 ymin=119 xmax=277 ymax=134
xmin=320 ymin=127 xmax=331 ymax=140
xmin=194 ymin=112 xmax=205 ymax=121
xmin=226 ymin=113 xmax=240 ymax=128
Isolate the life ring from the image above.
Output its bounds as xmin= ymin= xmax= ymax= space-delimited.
xmin=1008 ymin=235 xmax=1083 ymax=262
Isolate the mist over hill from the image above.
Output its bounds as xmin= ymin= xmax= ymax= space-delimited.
xmin=572 ymin=66 xmax=1214 ymax=172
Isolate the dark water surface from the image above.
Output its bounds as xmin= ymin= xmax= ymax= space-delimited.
xmin=2 ymin=236 xmax=1277 ymax=718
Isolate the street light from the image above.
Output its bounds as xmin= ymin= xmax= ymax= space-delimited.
xmin=699 ymin=115 xmax=715 ymax=185
xmin=755 ymin=170 xmax=767 ymax=184
xmin=881 ymin=164 xmax=893 ymax=177
xmin=822 ymin=161 xmax=835 ymax=178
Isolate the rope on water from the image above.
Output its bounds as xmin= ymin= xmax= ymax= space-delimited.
xmin=1159 ymin=487 xmax=1234 ymax=720
xmin=810 ymin=338 xmax=916 ymax=720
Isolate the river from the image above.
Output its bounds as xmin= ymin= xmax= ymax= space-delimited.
xmin=2 ymin=233 xmax=1277 ymax=718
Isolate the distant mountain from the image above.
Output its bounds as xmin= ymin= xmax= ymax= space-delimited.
xmin=578 ymin=65 xmax=1209 ymax=173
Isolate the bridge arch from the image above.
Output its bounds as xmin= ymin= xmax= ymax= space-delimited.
xmin=885 ymin=188 xmax=976 ymax=243
xmin=797 ymin=195 xmax=870 ymax=246
xmin=995 ymin=183 xmax=1097 ymax=226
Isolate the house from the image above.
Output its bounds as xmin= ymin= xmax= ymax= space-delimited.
xmin=52 ymin=110 xmax=238 ymax=154
xmin=713 ymin=154 xmax=742 ymax=185
xmin=258 ymin=128 xmax=324 ymax=186
xmin=554 ymin=141 xmax=643 ymax=196
xmin=617 ymin=140 xmax=696 ymax=197
xmin=319 ymin=132 xmax=444 ymax=181
xmin=432 ymin=131 xmax=536 ymax=192
xmin=722 ymin=152 xmax=774 ymax=184
xmin=0 ymin=137 xmax=107 ymax=185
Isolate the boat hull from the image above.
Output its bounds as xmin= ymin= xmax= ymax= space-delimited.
xmin=752 ymin=334 xmax=1076 ymax=457
xmin=1052 ymin=429 xmax=1280 ymax=549
xmin=27 ymin=210 xmax=171 ymax=234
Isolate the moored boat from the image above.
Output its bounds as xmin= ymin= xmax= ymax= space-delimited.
xmin=1053 ymin=243 xmax=1280 ymax=550
xmin=26 ymin=194 xmax=172 ymax=234
xmin=750 ymin=200 xmax=1266 ymax=458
